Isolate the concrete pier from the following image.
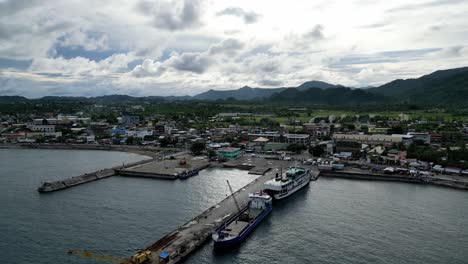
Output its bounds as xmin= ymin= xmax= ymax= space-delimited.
xmin=37 ymin=158 xmax=154 ymax=193
xmin=119 ymin=154 xmax=209 ymax=180
xmin=320 ymin=168 xmax=425 ymax=183
xmin=128 ymin=165 xmax=298 ymax=264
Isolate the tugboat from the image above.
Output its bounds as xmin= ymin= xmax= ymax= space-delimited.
xmin=212 ymin=181 xmax=272 ymax=249
xmin=263 ymin=166 xmax=311 ymax=200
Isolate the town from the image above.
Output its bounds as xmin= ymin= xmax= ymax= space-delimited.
xmin=2 ymin=100 xmax=468 ymax=179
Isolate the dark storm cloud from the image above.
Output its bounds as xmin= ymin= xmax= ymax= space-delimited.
xmin=137 ymin=0 xmax=204 ymax=31
xmin=216 ymin=7 xmax=261 ymax=24
xmin=169 ymin=52 xmax=212 ymax=73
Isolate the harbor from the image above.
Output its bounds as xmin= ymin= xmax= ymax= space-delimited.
xmin=31 ymin=149 xmax=468 ymax=264
xmin=3 ymin=148 xmax=468 ymax=264
xmin=126 ymin=163 xmax=303 ymax=264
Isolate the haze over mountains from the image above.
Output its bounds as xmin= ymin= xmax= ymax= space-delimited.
xmin=1 ymin=67 xmax=467 ymax=107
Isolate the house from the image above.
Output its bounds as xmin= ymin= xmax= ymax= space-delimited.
xmin=253 ymin=137 xmax=269 ymax=151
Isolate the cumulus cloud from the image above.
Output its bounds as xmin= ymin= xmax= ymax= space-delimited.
xmin=58 ymin=30 xmax=109 ymax=51
xmin=130 ymin=38 xmax=244 ymax=77
xmin=131 ymin=59 xmax=166 ymax=77
xmin=1 ymin=0 xmax=468 ymax=97
xmin=137 ymin=0 xmax=204 ymax=30
xmin=304 ymin=24 xmax=325 ymax=41
xmin=208 ymin=38 xmax=244 ymax=56
xmin=216 ymin=7 xmax=261 ymax=24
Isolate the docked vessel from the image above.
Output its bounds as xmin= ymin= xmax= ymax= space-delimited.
xmin=178 ymin=169 xmax=199 ymax=180
xmin=263 ymin=166 xmax=311 ymax=200
xmin=212 ymin=192 xmax=272 ymax=249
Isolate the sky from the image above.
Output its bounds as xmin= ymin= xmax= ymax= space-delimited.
xmin=0 ymin=0 xmax=468 ymax=98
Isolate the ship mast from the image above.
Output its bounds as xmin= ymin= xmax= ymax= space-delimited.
xmin=226 ymin=180 xmax=242 ymax=213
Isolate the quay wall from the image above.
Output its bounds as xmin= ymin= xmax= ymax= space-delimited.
xmin=320 ymin=169 xmax=468 ymax=191
xmin=38 ymin=158 xmax=154 ymax=193
xmin=320 ymin=170 xmax=424 ymax=183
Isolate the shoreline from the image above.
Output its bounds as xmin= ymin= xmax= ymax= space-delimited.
xmin=321 ymin=169 xmax=468 ymax=191
xmin=0 ymin=143 xmax=172 ymax=157
xmin=3 ymin=143 xmax=468 ymax=192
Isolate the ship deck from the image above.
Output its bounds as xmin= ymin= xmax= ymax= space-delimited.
xmin=225 ymin=220 xmax=249 ymax=237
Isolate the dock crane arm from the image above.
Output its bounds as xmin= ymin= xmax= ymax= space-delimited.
xmin=226 ymin=180 xmax=242 ymax=213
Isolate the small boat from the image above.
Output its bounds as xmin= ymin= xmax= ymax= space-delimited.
xmin=212 ymin=191 xmax=272 ymax=249
xmin=179 ymin=171 xmax=189 ymax=180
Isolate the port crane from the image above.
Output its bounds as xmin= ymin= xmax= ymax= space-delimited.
xmin=226 ymin=180 xmax=242 ymax=213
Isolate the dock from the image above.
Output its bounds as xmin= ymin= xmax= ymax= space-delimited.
xmin=37 ymin=158 xmax=154 ymax=193
xmin=119 ymin=154 xmax=210 ymax=180
xmin=320 ymin=168 xmax=425 ymax=183
xmin=128 ymin=164 xmax=299 ymax=264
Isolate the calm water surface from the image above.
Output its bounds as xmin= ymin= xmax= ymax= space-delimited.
xmin=1 ymin=149 xmax=468 ymax=264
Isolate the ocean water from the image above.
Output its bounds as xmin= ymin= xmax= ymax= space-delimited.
xmin=1 ymin=149 xmax=468 ymax=264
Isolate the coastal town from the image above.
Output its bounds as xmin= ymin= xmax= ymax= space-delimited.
xmin=3 ymin=103 xmax=468 ymax=264
xmin=1 ymin=103 xmax=468 ymax=179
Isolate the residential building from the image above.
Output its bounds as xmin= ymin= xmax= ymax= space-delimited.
xmin=303 ymin=123 xmax=331 ymax=138
xmin=216 ymin=147 xmax=241 ymax=160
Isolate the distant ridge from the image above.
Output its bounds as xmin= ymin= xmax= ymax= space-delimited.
xmin=368 ymin=66 xmax=468 ymax=105
xmin=193 ymin=81 xmax=339 ymax=100
xmin=1 ymin=66 xmax=467 ymax=107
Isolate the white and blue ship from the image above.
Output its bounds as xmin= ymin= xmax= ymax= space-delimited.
xmin=212 ymin=192 xmax=272 ymax=249
xmin=263 ymin=167 xmax=311 ymax=200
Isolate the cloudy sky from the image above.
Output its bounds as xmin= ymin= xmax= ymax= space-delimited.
xmin=1 ymin=0 xmax=467 ymax=98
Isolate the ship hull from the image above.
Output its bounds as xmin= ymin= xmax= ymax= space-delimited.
xmin=213 ymin=205 xmax=272 ymax=249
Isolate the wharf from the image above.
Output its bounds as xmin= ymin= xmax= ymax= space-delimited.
xmin=320 ymin=168 xmax=424 ymax=183
xmin=129 ymin=163 xmax=298 ymax=264
xmin=37 ymin=158 xmax=154 ymax=193
xmin=119 ymin=154 xmax=209 ymax=180
xmin=224 ymin=156 xmax=295 ymax=171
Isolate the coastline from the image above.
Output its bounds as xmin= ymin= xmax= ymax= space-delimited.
xmin=321 ymin=168 xmax=468 ymax=191
xmin=0 ymin=143 xmax=171 ymax=157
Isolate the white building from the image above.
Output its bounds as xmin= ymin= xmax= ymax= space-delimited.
xmin=27 ymin=124 xmax=56 ymax=133
xmin=284 ymin=134 xmax=310 ymax=145
xmin=407 ymin=132 xmax=430 ymax=144
xmin=126 ymin=129 xmax=153 ymax=139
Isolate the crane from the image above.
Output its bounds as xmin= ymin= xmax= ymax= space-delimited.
xmin=226 ymin=180 xmax=242 ymax=213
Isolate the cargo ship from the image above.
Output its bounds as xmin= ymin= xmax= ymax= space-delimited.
xmin=212 ymin=192 xmax=272 ymax=249
xmin=263 ymin=166 xmax=311 ymax=200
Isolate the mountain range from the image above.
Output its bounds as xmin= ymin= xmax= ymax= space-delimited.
xmin=1 ymin=66 xmax=467 ymax=107
xmin=194 ymin=66 xmax=468 ymax=106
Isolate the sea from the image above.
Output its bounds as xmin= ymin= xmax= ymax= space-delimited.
xmin=1 ymin=148 xmax=468 ymax=264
